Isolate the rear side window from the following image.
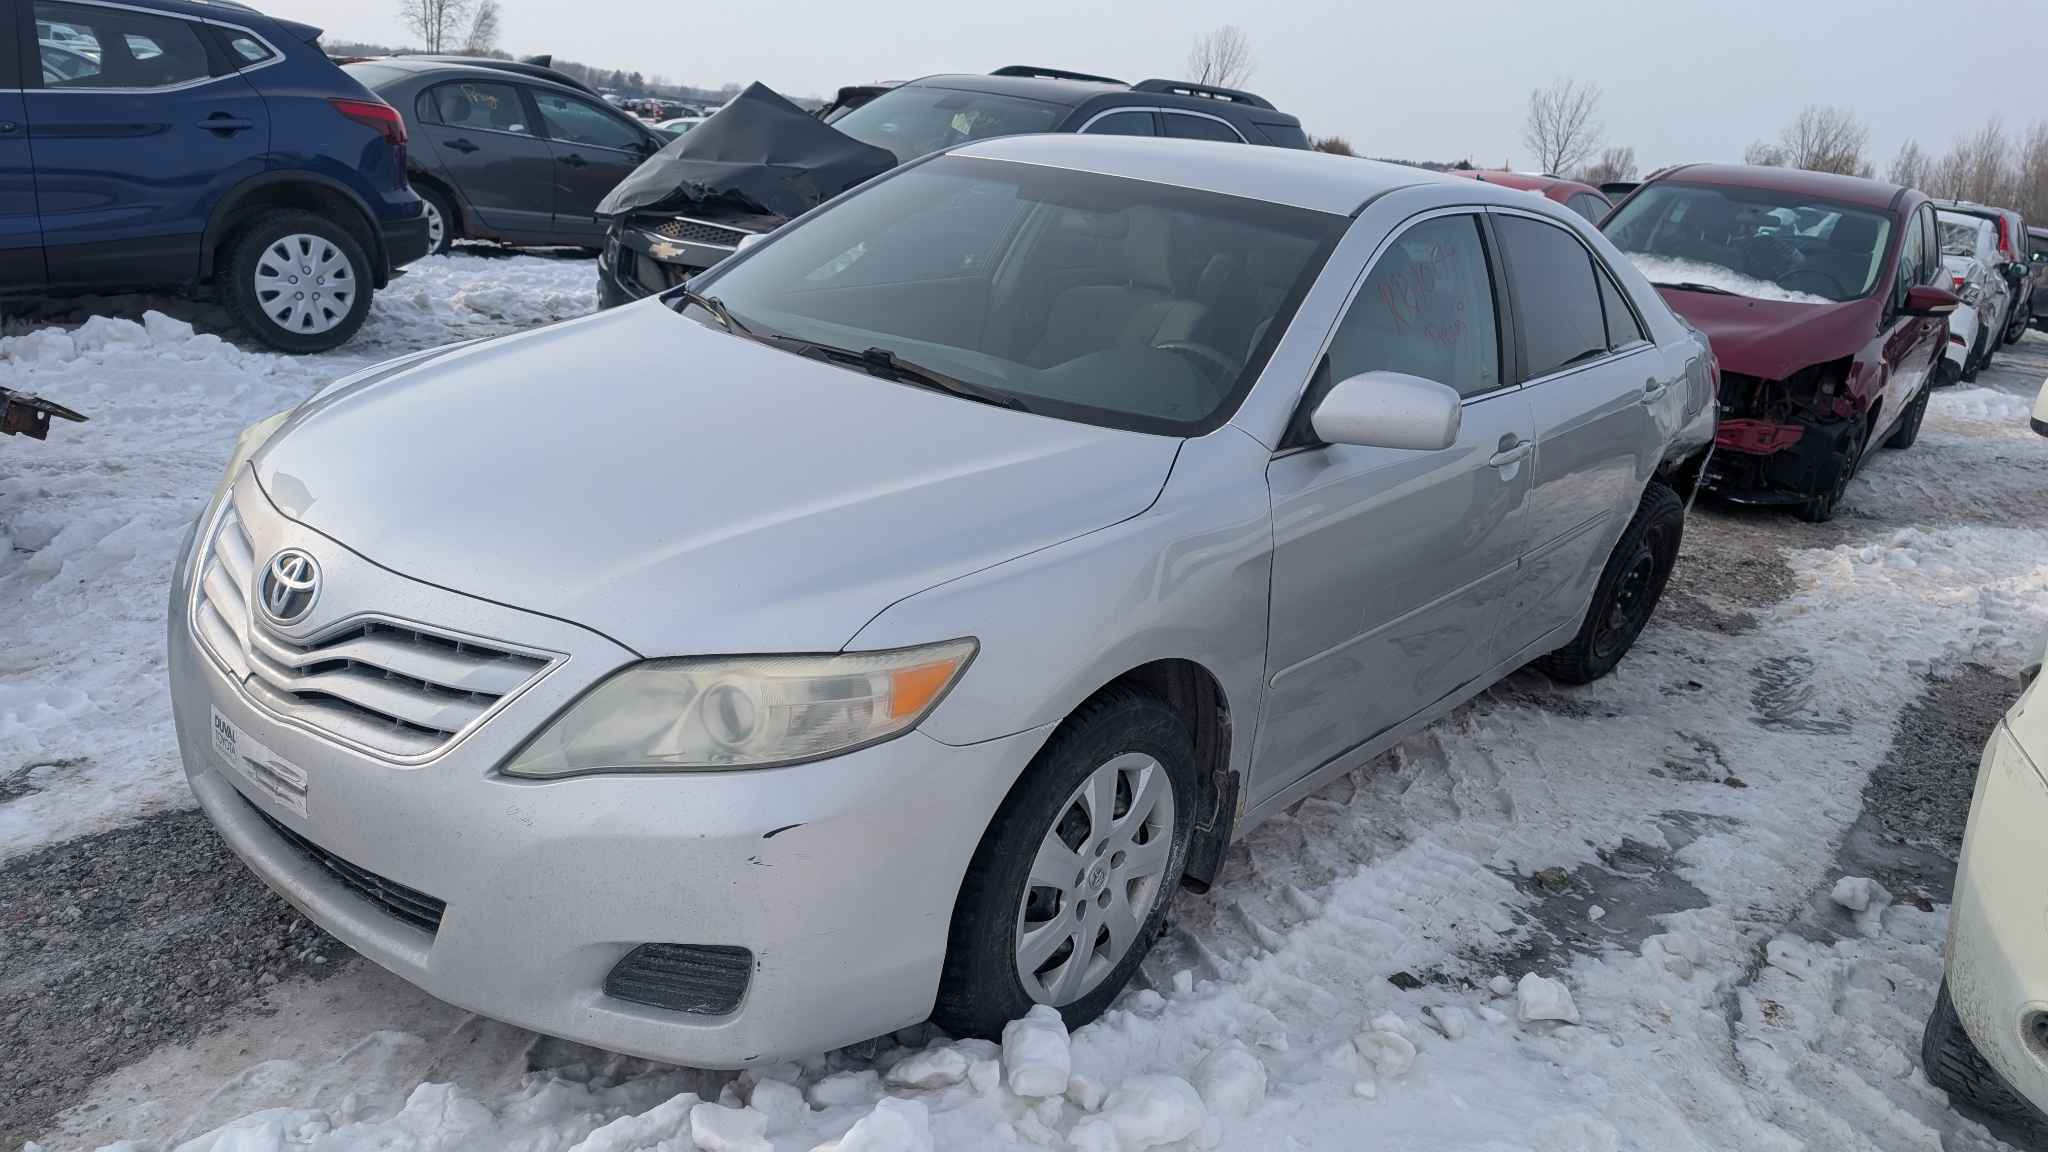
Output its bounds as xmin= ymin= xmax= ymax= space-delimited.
xmin=1083 ymin=110 xmax=1156 ymax=137
xmin=220 ymin=29 xmax=275 ymax=66
xmin=1495 ymin=214 xmax=1608 ymax=378
xmin=428 ymin=81 xmax=532 ymax=135
xmin=1256 ymin=122 xmax=1309 ymax=149
xmin=35 ymin=1 xmax=213 ymax=89
xmin=1162 ymin=113 xmax=1242 ymax=143
xmin=1326 ymin=214 xmax=1503 ymax=400
xmin=1597 ymin=266 xmax=1647 ymax=348
xmin=1567 ymin=193 xmax=1610 ymax=224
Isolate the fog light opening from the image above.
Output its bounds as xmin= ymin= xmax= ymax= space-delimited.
xmin=2027 ymin=1010 xmax=2048 ymax=1057
xmin=604 ymin=943 xmax=753 ymax=1016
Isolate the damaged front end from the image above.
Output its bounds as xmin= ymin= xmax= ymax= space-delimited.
xmin=604 ymin=209 xmax=783 ymax=302
xmin=1704 ymin=358 xmax=1860 ymax=505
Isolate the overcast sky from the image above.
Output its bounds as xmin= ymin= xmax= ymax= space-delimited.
xmin=273 ymin=0 xmax=2033 ymax=174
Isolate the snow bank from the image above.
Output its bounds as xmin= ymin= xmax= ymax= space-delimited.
xmin=1625 ymin=254 xmax=1832 ymax=304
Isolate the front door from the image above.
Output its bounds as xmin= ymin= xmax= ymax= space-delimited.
xmin=25 ymin=0 xmax=269 ymax=289
xmin=530 ymin=88 xmax=652 ymax=241
xmin=1878 ymin=202 xmax=1941 ymax=441
xmin=0 ymin=0 xmax=44 ymax=289
xmin=1254 ymin=211 xmax=1532 ymax=806
xmin=1490 ymin=211 xmax=1672 ymax=658
xmin=414 ymin=79 xmax=555 ymax=238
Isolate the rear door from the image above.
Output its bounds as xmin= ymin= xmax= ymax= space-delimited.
xmin=1489 ymin=210 xmax=1671 ymax=660
xmin=529 ymin=87 xmax=651 ymax=240
xmin=25 ymin=0 xmax=268 ymax=289
xmin=1255 ymin=210 xmax=1532 ymax=805
xmin=413 ymin=78 xmax=555 ymax=238
xmin=0 ymin=0 xmax=45 ymax=290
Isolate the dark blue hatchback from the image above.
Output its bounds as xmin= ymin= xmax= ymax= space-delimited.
xmin=1 ymin=0 xmax=428 ymax=351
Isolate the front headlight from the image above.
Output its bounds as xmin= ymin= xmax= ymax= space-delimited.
xmin=503 ymin=639 xmax=977 ymax=778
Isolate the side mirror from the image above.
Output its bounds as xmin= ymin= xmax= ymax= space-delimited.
xmin=2033 ymin=376 xmax=2048 ymax=438
xmin=1902 ymin=284 xmax=1960 ymax=318
xmin=1310 ymin=370 xmax=1461 ymax=451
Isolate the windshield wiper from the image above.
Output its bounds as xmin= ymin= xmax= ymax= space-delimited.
xmin=670 ymin=285 xmax=751 ymax=335
xmin=764 ymin=337 xmax=1030 ymax=412
xmin=1653 ymin=280 xmax=1737 ymax=297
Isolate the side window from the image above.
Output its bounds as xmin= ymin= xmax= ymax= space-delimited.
xmin=1494 ymin=214 xmax=1607 ymax=378
xmin=34 ymin=1 xmax=212 ymax=89
xmin=1082 ymin=110 xmax=1156 ymax=137
xmin=1922 ymin=207 xmax=1939 ymax=283
xmin=1895 ymin=209 xmax=1925 ymax=306
xmin=219 ymin=29 xmax=276 ymax=67
xmin=533 ymin=91 xmax=646 ymax=151
xmin=429 ymin=81 xmax=532 ymax=135
xmin=1325 ymin=214 xmax=1502 ymax=400
xmin=1162 ymin=113 xmax=1243 ymax=143
xmin=1596 ymin=265 xmax=1647 ymax=349
xmin=1567 ymin=193 xmax=1610 ymax=224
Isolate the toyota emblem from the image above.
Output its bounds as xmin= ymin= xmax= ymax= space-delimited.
xmin=259 ymin=549 xmax=321 ymax=625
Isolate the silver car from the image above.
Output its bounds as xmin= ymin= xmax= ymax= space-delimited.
xmin=168 ymin=135 xmax=1716 ymax=1067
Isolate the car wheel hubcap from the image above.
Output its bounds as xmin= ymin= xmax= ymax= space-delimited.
xmin=254 ymin=235 xmax=354 ymax=335
xmin=1016 ymin=752 xmax=1175 ymax=1006
xmin=424 ymin=200 xmax=445 ymax=250
xmin=1594 ymin=527 xmax=1664 ymax=661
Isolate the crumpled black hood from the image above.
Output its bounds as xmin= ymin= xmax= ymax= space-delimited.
xmin=595 ymin=82 xmax=898 ymax=221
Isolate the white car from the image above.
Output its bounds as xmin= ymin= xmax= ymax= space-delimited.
xmin=1936 ymin=210 xmax=2012 ymax=382
xmin=1924 ymin=376 xmax=2048 ymax=1123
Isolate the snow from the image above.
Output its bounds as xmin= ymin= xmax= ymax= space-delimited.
xmin=1513 ymin=974 xmax=1581 ymax=1024
xmin=1625 ymin=253 xmax=1834 ymax=304
xmin=15 ymin=265 xmax=2048 ymax=1152
xmin=999 ymin=1005 xmax=1070 ymax=1098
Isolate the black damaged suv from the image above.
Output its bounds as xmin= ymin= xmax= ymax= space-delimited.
xmin=597 ymin=66 xmax=1308 ymax=306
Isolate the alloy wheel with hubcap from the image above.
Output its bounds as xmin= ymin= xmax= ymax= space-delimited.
xmin=253 ymin=234 xmax=356 ymax=336
xmin=422 ymin=197 xmax=447 ymax=254
xmin=1016 ymin=751 xmax=1176 ymax=1006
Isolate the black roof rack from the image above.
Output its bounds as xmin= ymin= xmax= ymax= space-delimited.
xmin=991 ymin=65 xmax=1126 ymax=85
xmin=1130 ymin=78 xmax=1274 ymax=110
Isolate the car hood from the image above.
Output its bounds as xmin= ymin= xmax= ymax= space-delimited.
xmin=1652 ymin=287 xmax=1875 ymax=380
xmin=255 ymin=303 xmax=1181 ymax=657
xmin=595 ymin=81 xmax=897 ymax=221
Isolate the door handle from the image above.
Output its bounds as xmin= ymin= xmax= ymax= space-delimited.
xmin=198 ymin=114 xmax=254 ymax=134
xmin=1488 ymin=437 xmax=1532 ymax=468
xmin=1641 ymin=379 xmax=1668 ymax=404
xmin=0 ymin=121 xmax=18 ymax=135
xmin=561 ymin=153 xmax=588 ymax=168
xmin=445 ymin=137 xmax=480 ymax=153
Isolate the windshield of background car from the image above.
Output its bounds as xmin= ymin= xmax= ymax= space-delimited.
xmin=829 ymin=85 xmax=1067 ymax=163
xmin=1937 ymin=213 xmax=1984 ymax=258
xmin=696 ymin=155 xmax=1346 ymax=435
xmin=1602 ymin=181 xmax=1894 ymax=304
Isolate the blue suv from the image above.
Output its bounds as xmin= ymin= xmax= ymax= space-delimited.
xmin=1 ymin=0 xmax=428 ymax=351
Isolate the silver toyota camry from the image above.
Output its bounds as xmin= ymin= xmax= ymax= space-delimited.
xmin=169 ymin=135 xmax=1717 ymax=1067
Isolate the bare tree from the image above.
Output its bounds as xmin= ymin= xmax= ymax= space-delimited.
xmin=1759 ymin=105 xmax=1872 ymax=177
xmin=1743 ymin=139 xmax=1786 ymax=167
xmin=1887 ymin=139 xmax=1930 ymax=191
xmin=1958 ymin=118 xmax=2014 ymax=205
xmin=1311 ymin=136 xmax=1355 ymax=157
xmin=461 ymin=0 xmax=498 ymax=54
xmin=2015 ymin=120 xmax=2048 ymax=223
xmin=1185 ymin=26 xmax=1254 ymax=89
xmin=1522 ymin=78 xmax=1602 ymax=176
xmin=399 ymin=0 xmax=472 ymax=52
xmin=1577 ymin=145 xmax=1636 ymax=186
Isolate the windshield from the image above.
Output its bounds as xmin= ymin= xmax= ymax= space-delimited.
xmin=695 ymin=155 xmax=1345 ymax=435
xmin=829 ymin=85 xmax=1067 ymax=164
xmin=1937 ymin=213 xmax=1983 ymax=258
xmin=1602 ymin=180 xmax=1894 ymax=304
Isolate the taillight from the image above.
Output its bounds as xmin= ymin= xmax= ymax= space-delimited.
xmin=1952 ymin=273 xmax=1966 ymax=291
xmin=330 ymin=97 xmax=407 ymax=147
xmin=1996 ymin=216 xmax=2015 ymax=260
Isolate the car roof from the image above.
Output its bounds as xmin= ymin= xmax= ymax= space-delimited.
xmin=343 ymin=57 xmax=593 ymax=99
xmin=1652 ymin=163 xmax=1906 ymax=212
xmin=908 ymin=72 xmax=1126 ymax=107
xmin=1933 ymin=198 xmax=2019 ymax=221
xmin=1454 ymin=170 xmax=1606 ymax=200
xmin=952 ymin=134 xmax=1458 ymax=215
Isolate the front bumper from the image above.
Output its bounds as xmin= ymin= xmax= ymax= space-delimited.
xmin=169 ymin=475 xmax=1051 ymax=1067
xmin=1944 ymin=709 xmax=2048 ymax=1115
xmin=1702 ymin=417 xmax=1843 ymax=506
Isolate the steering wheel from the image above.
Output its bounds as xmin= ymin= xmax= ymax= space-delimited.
xmin=1743 ymin=234 xmax=1800 ymax=281
xmin=1152 ymin=340 xmax=1238 ymax=379
xmin=1775 ymin=267 xmax=1847 ymax=299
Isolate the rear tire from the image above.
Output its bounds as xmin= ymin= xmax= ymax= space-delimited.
xmin=1922 ymin=980 xmax=2040 ymax=1122
xmin=1537 ymin=481 xmax=1683 ymax=686
xmin=1885 ymin=384 xmax=1929 ymax=449
xmin=222 ymin=210 xmax=373 ymax=354
xmin=418 ymin=184 xmax=456 ymax=256
xmin=932 ymin=687 xmax=1195 ymax=1040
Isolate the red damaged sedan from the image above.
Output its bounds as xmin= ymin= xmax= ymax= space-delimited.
xmin=1602 ymin=165 xmax=1958 ymax=521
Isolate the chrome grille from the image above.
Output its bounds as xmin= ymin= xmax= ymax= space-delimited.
xmin=192 ymin=498 xmax=551 ymax=759
xmin=651 ymin=217 xmax=748 ymax=248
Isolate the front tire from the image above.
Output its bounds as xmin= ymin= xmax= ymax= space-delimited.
xmin=1797 ymin=413 xmax=1867 ymax=523
xmin=1885 ymin=384 xmax=1929 ymax=450
xmin=1922 ymin=980 xmax=2040 ymax=1122
xmin=932 ymin=687 xmax=1195 ymax=1040
xmin=418 ymin=184 xmax=456 ymax=256
xmin=222 ymin=210 xmax=373 ymax=353
xmin=1538 ymin=481 xmax=1683 ymax=686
